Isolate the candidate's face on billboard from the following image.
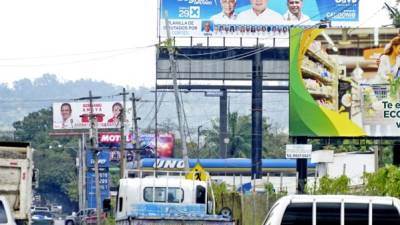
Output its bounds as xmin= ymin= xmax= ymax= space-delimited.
xmin=288 ymin=0 xmax=303 ymax=15
xmin=204 ymin=22 xmax=211 ymax=32
xmin=221 ymin=0 xmax=236 ymax=15
xmin=251 ymin=0 xmax=267 ymax=12
xmin=61 ymin=104 xmax=72 ymax=121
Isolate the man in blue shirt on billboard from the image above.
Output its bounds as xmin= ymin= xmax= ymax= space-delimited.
xmin=237 ymin=0 xmax=284 ymax=24
xmin=211 ymin=0 xmax=238 ymax=23
xmin=283 ymin=0 xmax=310 ymax=24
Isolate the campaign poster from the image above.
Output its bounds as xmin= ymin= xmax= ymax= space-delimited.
xmin=289 ymin=27 xmax=400 ymax=137
xmin=52 ymin=101 xmax=132 ymax=130
xmin=159 ymin=0 xmax=359 ymax=37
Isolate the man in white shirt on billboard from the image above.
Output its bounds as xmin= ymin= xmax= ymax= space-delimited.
xmin=60 ymin=103 xmax=74 ymax=128
xmin=210 ymin=0 xmax=238 ymax=23
xmin=237 ymin=0 xmax=284 ymax=24
xmin=283 ymin=0 xmax=310 ymax=24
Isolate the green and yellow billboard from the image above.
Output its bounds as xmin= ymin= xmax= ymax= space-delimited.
xmin=290 ymin=28 xmax=400 ymax=137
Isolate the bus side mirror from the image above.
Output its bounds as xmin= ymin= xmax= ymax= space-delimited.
xmin=103 ymin=199 xmax=111 ymax=212
xmin=207 ymin=200 xmax=213 ymax=214
xmin=33 ymin=169 xmax=39 ymax=188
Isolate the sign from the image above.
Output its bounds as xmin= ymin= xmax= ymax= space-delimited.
xmin=285 ymin=144 xmax=312 ymax=159
xmin=52 ymin=101 xmax=132 ymax=130
xmin=185 ymin=163 xmax=209 ymax=181
xmin=85 ymin=149 xmax=110 ymax=209
xmin=86 ymin=171 xmax=110 ymax=209
xmin=98 ymin=133 xmax=175 ymax=159
xmin=86 ymin=150 xmax=110 ymax=168
xmin=289 ymin=28 xmax=400 ymax=137
xmin=159 ymin=0 xmax=359 ymax=37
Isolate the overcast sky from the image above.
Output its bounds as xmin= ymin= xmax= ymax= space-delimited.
xmin=0 ymin=0 xmax=396 ymax=88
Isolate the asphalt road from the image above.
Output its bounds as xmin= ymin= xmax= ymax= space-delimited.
xmin=54 ymin=219 xmax=65 ymax=225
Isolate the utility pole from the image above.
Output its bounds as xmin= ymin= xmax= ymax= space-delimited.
xmin=131 ymin=93 xmax=141 ymax=174
xmin=79 ymin=91 xmax=102 ymax=225
xmin=164 ymin=11 xmax=189 ymax=171
xmin=81 ymin=133 xmax=86 ymax=209
xmin=251 ymin=47 xmax=263 ymax=180
xmin=78 ymin=138 xmax=83 ymax=210
xmin=119 ymin=88 xmax=129 ymax=178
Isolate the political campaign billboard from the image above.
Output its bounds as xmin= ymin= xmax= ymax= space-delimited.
xmin=289 ymin=27 xmax=400 ymax=137
xmin=159 ymin=0 xmax=359 ymax=37
xmin=53 ymin=101 xmax=132 ymax=130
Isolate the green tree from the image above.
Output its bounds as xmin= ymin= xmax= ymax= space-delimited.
xmin=313 ymin=175 xmax=350 ymax=195
xmin=363 ymin=165 xmax=400 ymax=197
xmin=12 ymin=108 xmax=79 ymax=209
xmin=202 ymin=112 xmax=287 ymax=158
xmin=385 ymin=2 xmax=400 ymax=27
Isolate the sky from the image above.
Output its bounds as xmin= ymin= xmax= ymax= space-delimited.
xmin=0 ymin=0 xmax=396 ymax=88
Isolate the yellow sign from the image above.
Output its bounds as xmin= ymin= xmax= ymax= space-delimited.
xmin=185 ymin=163 xmax=209 ymax=181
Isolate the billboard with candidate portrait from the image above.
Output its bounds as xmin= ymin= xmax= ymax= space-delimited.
xmin=159 ymin=0 xmax=359 ymax=37
xmin=289 ymin=27 xmax=400 ymax=137
xmin=52 ymin=101 xmax=132 ymax=130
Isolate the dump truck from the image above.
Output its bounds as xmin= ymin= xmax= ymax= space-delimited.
xmin=0 ymin=142 xmax=37 ymax=225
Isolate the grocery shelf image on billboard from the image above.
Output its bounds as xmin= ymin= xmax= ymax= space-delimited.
xmin=159 ymin=0 xmax=359 ymax=37
xmin=289 ymin=27 xmax=400 ymax=137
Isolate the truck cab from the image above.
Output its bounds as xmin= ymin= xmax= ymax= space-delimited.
xmin=115 ymin=173 xmax=233 ymax=225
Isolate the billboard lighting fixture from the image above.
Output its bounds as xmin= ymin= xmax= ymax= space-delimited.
xmin=321 ymin=31 xmax=338 ymax=52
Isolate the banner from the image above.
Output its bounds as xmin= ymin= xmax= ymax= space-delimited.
xmin=98 ymin=132 xmax=175 ymax=160
xmin=289 ymin=28 xmax=400 ymax=137
xmin=159 ymin=0 xmax=359 ymax=37
xmin=53 ymin=101 xmax=132 ymax=130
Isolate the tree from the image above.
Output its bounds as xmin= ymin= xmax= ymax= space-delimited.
xmin=12 ymin=108 xmax=79 ymax=210
xmin=385 ymin=2 xmax=400 ymax=27
xmin=202 ymin=112 xmax=287 ymax=158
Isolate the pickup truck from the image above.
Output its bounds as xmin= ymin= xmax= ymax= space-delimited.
xmin=64 ymin=209 xmax=105 ymax=225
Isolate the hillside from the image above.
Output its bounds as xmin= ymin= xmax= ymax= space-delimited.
xmin=0 ymin=74 xmax=288 ymax=134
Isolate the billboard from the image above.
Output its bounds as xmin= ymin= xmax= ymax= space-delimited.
xmin=159 ymin=0 xmax=359 ymax=37
xmin=98 ymin=132 xmax=175 ymax=160
xmin=289 ymin=28 xmax=400 ymax=137
xmin=53 ymin=101 xmax=132 ymax=130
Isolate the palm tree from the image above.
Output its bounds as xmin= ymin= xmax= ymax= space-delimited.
xmin=385 ymin=2 xmax=400 ymax=27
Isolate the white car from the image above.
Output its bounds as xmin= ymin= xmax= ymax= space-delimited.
xmin=0 ymin=196 xmax=16 ymax=225
xmin=262 ymin=195 xmax=400 ymax=225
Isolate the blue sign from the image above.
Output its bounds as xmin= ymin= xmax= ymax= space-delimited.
xmin=160 ymin=0 xmax=359 ymax=37
xmin=86 ymin=149 xmax=110 ymax=168
xmin=86 ymin=149 xmax=110 ymax=209
xmin=86 ymin=170 xmax=110 ymax=209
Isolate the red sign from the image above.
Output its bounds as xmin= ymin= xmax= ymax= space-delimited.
xmin=98 ymin=132 xmax=132 ymax=143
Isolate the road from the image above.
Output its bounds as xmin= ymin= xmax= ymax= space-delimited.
xmin=54 ymin=219 xmax=64 ymax=225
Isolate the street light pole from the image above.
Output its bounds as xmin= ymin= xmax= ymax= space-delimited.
xmin=197 ymin=125 xmax=202 ymax=154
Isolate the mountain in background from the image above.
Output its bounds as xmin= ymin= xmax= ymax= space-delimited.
xmin=0 ymin=74 xmax=288 ymax=135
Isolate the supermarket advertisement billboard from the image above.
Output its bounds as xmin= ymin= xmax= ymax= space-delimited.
xmin=159 ymin=0 xmax=359 ymax=37
xmin=53 ymin=101 xmax=132 ymax=130
xmin=289 ymin=28 xmax=400 ymax=137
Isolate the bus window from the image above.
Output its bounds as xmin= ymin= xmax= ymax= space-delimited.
xmin=196 ymin=186 xmax=206 ymax=204
xmin=373 ymin=204 xmax=400 ymax=224
xmin=316 ymin=203 xmax=341 ymax=225
xmin=144 ymin=187 xmax=165 ymax=202
xmin=167 ymin=188 xmax=184 ymax=203
xmin=281 ymin=203 xmax=312 ymax=225
xmin=345 ymin=203 xmax=368 ymax=225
